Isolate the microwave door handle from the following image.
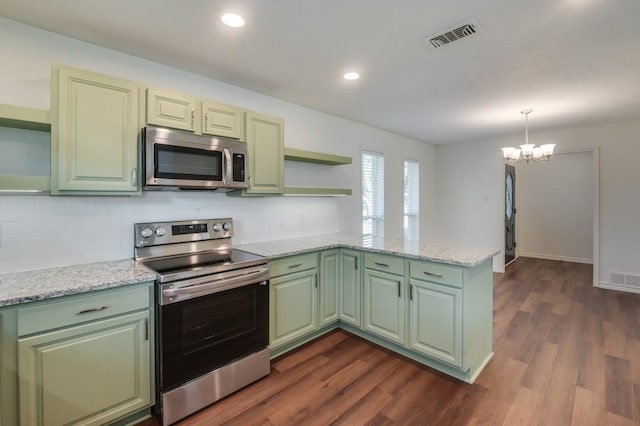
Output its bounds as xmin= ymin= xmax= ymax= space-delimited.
xmin=223 ymin=148 xmax=232 ymax=185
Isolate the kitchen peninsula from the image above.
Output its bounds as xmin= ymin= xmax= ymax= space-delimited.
xmin=237 ymin=232 xmax=498 ymax=384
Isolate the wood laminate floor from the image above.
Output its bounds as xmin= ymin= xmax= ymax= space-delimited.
xmin=142 ymin=257 xmax=640 ymax=425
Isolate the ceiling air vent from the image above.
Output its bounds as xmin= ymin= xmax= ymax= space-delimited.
xmin=425 ymin=19 xmax=482 ymax=50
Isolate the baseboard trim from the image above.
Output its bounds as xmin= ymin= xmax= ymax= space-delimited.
xmin=518 ymin=252 xmax=593 ymax=264
xmin=597 ymin=281 xmax=640 ymax=294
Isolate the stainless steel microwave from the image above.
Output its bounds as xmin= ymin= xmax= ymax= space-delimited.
xmin=143 ymin=126 xmax=248 ymax=191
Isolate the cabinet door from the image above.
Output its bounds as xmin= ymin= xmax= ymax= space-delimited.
xmin=52 ymin=66 xmax=140 ymax=193
xmin=319 ymin=250 xmax=339 ymax=326
xmin=18 ymin=311 xmax=151 ymax=426
xmin=339 ymin=249 xmax=361 ymax=327
xmin=244 ymin=112 xmax=284 ymax=194
xmin=202 ymin=100 xmax=244 ymax=139
xmin=409 ymin=279 xmax=463 ymax=367
xmin=270 ymin=270 xmax=317 ymax=349
xmin=363 ymin=269 xmax=405 ymax=344
xmin=146 ymin=88 xmax=197 ymax=132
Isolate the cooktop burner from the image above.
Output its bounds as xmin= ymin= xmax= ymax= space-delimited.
xmin=141 ymin=249 xmax=266 ymax=283
xmin=134 ymin=218 xmax=267 ymax=284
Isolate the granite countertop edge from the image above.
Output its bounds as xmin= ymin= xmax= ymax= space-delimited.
xmin=235 ymin=233 xmax=500 ymax=268
xmin=0 ymin=259 xmax=158 ymax=308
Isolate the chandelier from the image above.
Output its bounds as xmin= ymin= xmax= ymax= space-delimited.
xmin=501 ymin=110 xmax=555 ymax=164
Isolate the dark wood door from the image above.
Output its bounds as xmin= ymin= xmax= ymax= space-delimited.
xmin=505 ymin=164 xmax=516 ymax=265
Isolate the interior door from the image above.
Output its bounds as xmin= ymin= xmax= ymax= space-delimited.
xmin=505 ymin=164 xmax=516 ymax=265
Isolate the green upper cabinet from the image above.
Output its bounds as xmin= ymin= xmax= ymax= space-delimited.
xmin=146 ymin=88 xmax=197 ymax=132
xmin=146 ymin=88 xmax=245 ymax=139
xmin=319 ymin=250 xmax=339 ymax=326
xmin=202 ymin=100 xmax=244 ymax=139
xmin=51 ymin=65 xmax=140 ymax=194
xmin=244 ymin=112 xmax=284 ymax=194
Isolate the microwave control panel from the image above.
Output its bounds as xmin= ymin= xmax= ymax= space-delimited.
xmin=232 ymin=153 xmax=245 ymax=182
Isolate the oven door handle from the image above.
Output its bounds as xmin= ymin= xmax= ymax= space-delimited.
xmin=161 ymin=267 xmax=269 ymax=304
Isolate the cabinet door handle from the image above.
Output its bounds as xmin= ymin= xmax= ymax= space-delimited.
xmin=75 ymin=305 xmax=109 ymax=315
xmin=145 ymin=317 xmax=149 ymax=341
xmin=288 ymin=263 xmax=302 ymax=269
xmin=375 ymin=262 xmax=389 ymax=267
xmin=131 ymin=168 xmax=137 ymax=187
xmin=410 ymin=284 xmax=413 ymax=301
xmin=204 ymin=112 xmax=209 ymax=130
xmin=315 ymin=274 xmax=318 ymax=288
xmin=355 ymin=257 xmax=358 ymax=270
xmin=397 ymin=281 xmax=401 ymax=298
xmin=423 ymin=271 xmax=443 ymax=278
xmin=191 ymin=110 xmax=195 ymax=129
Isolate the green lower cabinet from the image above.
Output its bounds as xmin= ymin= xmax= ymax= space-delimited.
xmin=363 ymin=269 xmax=405 ymax=345
xmin=267 ymin=250 xmax=493 ymax=384
xmin=319 ymin=250 xmax=339 ymax=326
xmin=0 ymin=283 xmax=154 ymax=426
xmin=338 ymin=249 xmax=361 ymax=327
xmin=270 ymin=269 xmax=318 ymax=349
xmin=408 ymin=279 xmax=463 ymax=368
xmin=18 ymin=311 xmax=151 ymax=426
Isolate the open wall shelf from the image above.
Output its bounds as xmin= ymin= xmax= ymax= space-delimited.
xmin=284 ymin=147 xmax=352 ymax=165
xmin=283 ymin=187 xmax=352 ymax=197
xmin=0 ymin=104 xmax=51 ymax=132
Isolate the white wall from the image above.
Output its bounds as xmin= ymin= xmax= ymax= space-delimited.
xmin=516 ymin=151 xmax=593 ymax=263
xmin=0 ymin=19 xmax=437 ymax=274
xmin=435 ymin=119 xmax=640 ymax=289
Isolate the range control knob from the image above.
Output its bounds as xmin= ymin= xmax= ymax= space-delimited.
xmin=222 ymin=222 xmax=232 ymax=231
xmin=140 ymin=227 xmax=153 ymax=238
xmin=155 ymin=227 xmax=166 ymax=237
xmin=212 ymin=222 xmax=222 ymax=232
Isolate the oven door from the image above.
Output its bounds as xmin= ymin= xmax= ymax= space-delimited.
xmin=158 ymin=278 xmax=269 ymax=391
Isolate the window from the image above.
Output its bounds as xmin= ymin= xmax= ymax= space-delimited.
xmin=404 ymin=159 xmax=419 ymax=241
xmin=362 ymin=151 xmax=384 ymax=238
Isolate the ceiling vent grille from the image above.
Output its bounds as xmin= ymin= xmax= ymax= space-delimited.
xmin=425 ymin=19 xmax=482 ymax=49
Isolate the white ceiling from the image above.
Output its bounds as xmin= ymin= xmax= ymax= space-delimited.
xmin=1 ymin=0 xmax=640 ymax=144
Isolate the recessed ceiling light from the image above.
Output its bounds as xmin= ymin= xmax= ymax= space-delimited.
xmin=221 ymin=13 xmax=245 ymax=28
xmin=343 ymin=72 xmax=360 ymax=81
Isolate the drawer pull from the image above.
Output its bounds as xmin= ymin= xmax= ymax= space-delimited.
xmin=374 ymin=262 xmax=389 ymax=267
xmin=75 ymin=305 xmax=109 ymax=315
xmin=423 ymin=271 xmax=443 ymax=278
xmin=288 ymin=263 xmax=302 ymax=269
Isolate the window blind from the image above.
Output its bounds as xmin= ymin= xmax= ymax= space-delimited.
xmin=404 ymin=159 xmax=419 ymax=241
xmin=362 ymin=151 xmax=384 ymax=238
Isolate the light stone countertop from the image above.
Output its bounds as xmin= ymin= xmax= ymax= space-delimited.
xmin=0 ymin=234 xmax=499 ymax=308
xmin=236 ymin=233 xmax=500 ymax=268
xmin=0 ymin=259 xmax=157 ymax=308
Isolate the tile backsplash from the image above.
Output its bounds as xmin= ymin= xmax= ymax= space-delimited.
xmin=0 ymin=192 xmax=341 ymax=273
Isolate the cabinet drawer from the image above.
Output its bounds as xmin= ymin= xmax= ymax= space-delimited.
xmin=409 ymin=261 xmax=463 ymax=288
xmin=364 ymin=253 xmax=404 ymax=275
xmin=270 ymin=253 xmax=318 ymax=277
xmin=17 ymin=285 xmax=151 ymax=336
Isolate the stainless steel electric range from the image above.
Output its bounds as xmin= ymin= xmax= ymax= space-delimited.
xmin=134 ymin=218 xmax=270 ymax=425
